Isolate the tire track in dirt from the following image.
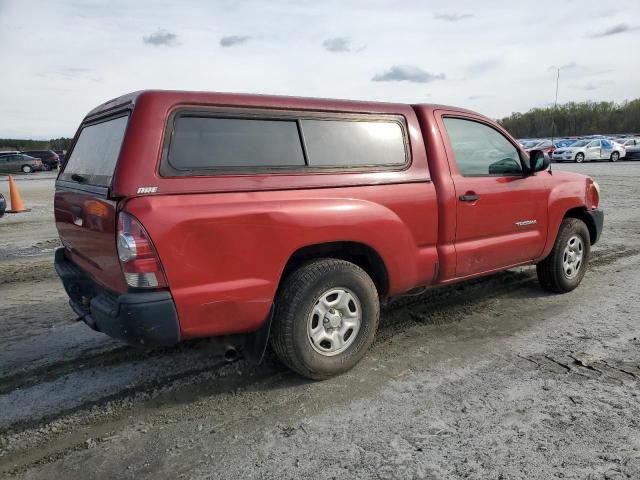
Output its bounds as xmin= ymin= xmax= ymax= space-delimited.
xmin=0 ymin=257 xmax=58 ymax=285
xmin=0 ymin=271 xmax=527 ymax=437
xmin=1 ymin=246 xmax=637 ymax=436
xmin=0 ymin=242 xmax=636 ymax=477
xmin=2 ymin=249 xmax=639 ymax=478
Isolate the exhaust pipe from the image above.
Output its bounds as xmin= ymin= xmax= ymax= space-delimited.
xmin=223 ymin=344 xmax=239 ymax=362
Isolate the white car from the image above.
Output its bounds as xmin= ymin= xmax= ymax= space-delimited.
xmin=551 ymin=139 xmax=625 ymax=163
xmin=614 ymin=138 xmax=639 ymax=149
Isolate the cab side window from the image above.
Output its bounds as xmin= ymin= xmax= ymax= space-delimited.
xmin=443 ymin=117 xmax=522 ymax=176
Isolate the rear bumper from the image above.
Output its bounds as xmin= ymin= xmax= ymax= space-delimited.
xmin=54 ymin=247 xmax=180 ymax=346
xmin=586 ymin=208 xmax=604 ymax=244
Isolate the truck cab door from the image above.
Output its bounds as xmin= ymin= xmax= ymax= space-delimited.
xmin=436 ymin=113 xmax=550 ymax=278
xmin=586 ymin=140 xmax=601 ymax=160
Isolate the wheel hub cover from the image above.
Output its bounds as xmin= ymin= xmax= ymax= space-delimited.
xmin=324 ymin=311 xmax=342 ymax=329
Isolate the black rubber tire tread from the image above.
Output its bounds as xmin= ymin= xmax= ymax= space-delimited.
xmin=270 ymin=258 xmax=379 ymax=380
xmin=537 ymin=218 xmax=590 ymax=293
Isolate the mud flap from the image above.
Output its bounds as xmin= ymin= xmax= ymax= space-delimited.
xmin=243 ymin=304 xmax=274 ymax=365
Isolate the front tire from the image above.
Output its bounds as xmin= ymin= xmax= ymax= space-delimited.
xmin=575 ymin=153 xmax=585 ymax=163
xmin=537 ymin=218 xmax=590 ymax=293
xmin=271 ymin=259 xmax=380 ymax=380
xmin=21 ymin=165 xmax=33 ymax=173
xmin=610 ymin=151 xmax=620 ymax=162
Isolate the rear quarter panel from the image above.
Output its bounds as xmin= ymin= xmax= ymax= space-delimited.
xmin=125 ymin=184 xmax=438 ymax=338
xmin=113 ymin=91 xmax=439 ymax=338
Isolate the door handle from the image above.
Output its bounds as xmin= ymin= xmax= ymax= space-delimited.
xmin=459 ymin=194 xmax=480 ymax=202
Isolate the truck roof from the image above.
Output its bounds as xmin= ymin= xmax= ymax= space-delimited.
xmin=85 ymin=89 xmax=475 ymax=119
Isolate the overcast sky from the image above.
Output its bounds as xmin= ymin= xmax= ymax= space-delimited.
xmin=1 ymin=0 xmax=638 ymax=138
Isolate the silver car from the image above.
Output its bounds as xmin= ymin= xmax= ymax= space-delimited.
xmin=0 ymin=153 xmax=43 ymax=173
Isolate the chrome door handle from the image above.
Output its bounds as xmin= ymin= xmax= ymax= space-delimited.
xmin=459 ymin=194 xmax=480 ymax=202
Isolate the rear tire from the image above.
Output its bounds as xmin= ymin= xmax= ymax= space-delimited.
xmin=537 ymin=218 xmax=590 ymax=293
xmin=270 ymin=259 xmax=379 ymax=380
xmin=575 ymin=153 xmax=584 ymax=163
xmin=21 ymin=165 xmax=33 ymax=173
xmin=610 ymin=151 xmax=619 ymax=162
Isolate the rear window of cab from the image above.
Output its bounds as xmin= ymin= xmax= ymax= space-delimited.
xmin=160 ymin=109 xmax=409 ymax=176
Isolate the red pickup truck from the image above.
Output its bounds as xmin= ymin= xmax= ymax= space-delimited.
xmin=54 ymin=90 xmax=603 ymax=379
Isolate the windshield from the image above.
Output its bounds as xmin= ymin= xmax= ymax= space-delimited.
xmin=521 ymin=141 xmax=538 ymax=148
xmin=60 ymin=114 xmax=129 ymax=186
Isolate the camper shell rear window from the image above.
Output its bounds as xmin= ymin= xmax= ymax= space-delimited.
xmin=60 ymin=113 xmax=129 ymax=187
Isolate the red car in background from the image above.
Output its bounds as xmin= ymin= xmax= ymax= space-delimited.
xmin=521 ymin=139 xmax=555 ymax=155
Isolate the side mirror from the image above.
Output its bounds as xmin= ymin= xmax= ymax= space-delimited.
xmin=528 ymin=149 xmax=550 ymax=174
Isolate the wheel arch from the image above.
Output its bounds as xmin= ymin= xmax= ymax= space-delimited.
xmin=564 ymin=207 xmax=598 ymax=245
xmin=279 ymin=241 xmax=390 ymax=297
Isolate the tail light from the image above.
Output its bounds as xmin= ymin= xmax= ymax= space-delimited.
xmin=117 ymin=212 xmax=167 ymax=288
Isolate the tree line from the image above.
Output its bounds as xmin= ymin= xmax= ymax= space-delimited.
xmin=498 ymin=99 xmax=640 ymax=139
xmin=0 ymin=137 xmax=73 ymax=151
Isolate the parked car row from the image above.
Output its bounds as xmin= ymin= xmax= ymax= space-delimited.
xmin=0 ymin=149 xmax=64 ymax=173
xmin=518 ymin=135 xmax=640 ymax=163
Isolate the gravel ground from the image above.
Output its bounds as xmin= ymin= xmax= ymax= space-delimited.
xmin=0 ymin=163 xmax=639 ymax=479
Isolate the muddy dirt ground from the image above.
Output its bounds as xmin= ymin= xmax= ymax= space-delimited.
xmin=0 ymin=164 xmax=639 ymax=479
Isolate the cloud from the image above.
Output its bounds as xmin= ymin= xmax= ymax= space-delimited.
xmin=372 ymin=65 xmax=445 ymax=83
xmin=36 ymin=67 xmax=101 ymax=82
xmin=590 ymin=23 xmax=639 ymax=38
xmin=558 ymin=62 xmax=577 ymax=70
xmin=468 ymin=59 xmax=501 ymax=75
xmin=143 ymin=29 xmax=178 ymax=47
xmin=573 ymin=80 xmax=615 ymax=91
xmin=220 ymin=35 xmax=250 ymax=47
xmin=322 ymin=37 xmax=351 ymax=52
xmin=547 ymin=62 xmax=613 ymax=78
xmin=434 ymin=13 xmax=474 ymax=22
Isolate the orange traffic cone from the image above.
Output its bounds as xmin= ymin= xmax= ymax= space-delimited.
xmin=6 ymin=175 xmax=30 ymax=213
